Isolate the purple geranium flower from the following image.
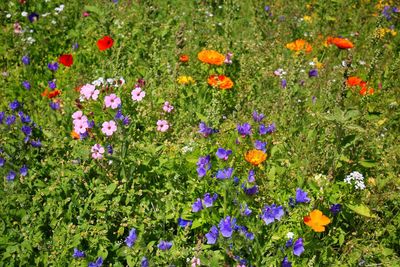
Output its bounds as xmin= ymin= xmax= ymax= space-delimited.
xmin=216 ymin=167 xmax=234 ymax=179
xmin=72 ymin=248 xmax=85 ymax=258
xmin=295 ymin=188 xmax=310 ymax=203
xmin=157 ymin=240 xmax=172 ymax=251
xmin=88 ymin=257 xmax=103 ymax=267
xmin=178 ymin=218 xmax=192 ymax=227
xmin=50 ymin=102 xmax=60 ymax=110
xmin=18 ymin=112 xmax=31 ymax=124
xmin=0 ymin=112 xmax=4 ymax=124
xmin=237 ymin=123 xmax=251 ymax=137
xmin=252 ymin=111 xmax=265 ymax=122
xmin=21 ymin=125 xmax=32 ymax=136
xmin=293 ymin=238 xmax=304 ymax=256
xmin=216 ymin=148 xmax=232 ymax=160
xmin=219 ymin=216 xmax=236 ymax=238
xmin=30 ymin=139 xmax=42 ymax=147
xmin=203 ymin=193 xmax=218 ymax=208
xmin=192 ymin=198 xmax=203 ymax=212
xmin=125 ymin=228 xmax=137 ymax=247
xmin=205 ymin=225 xmax=218 ymax=244
xmin=261 ymin=204 xmax=284 ymax=225
xmin=260 ymin=123 xmax=276 ymax=135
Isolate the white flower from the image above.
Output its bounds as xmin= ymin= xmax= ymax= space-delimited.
xmin=286 ymin=232 xmax=294 ymax=239
xmin=6 ymin=14 xmax=11 ymax=18
xmin=42 ymin=13 xmax=51 ymax=17
xmin=21 ymin=11 xmax=28 ymax=17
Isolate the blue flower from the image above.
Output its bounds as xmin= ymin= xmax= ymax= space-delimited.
xmin=281 ymin=79 xmax=287 ymax=88
xmin=218 ymin=216 xmax=236 ymax=238
xmin=0 ymin=112 xmax=4 ymax=124
xmin=20 ymin=165 xmax=28 ymax=176
xmin=330 ymin=204 xmax=342 ymax=215
xmin=48 ymin=80 xmax=57 ymax=89
xmin=157 ymin=240 xmax=172 ymax=251
xmin=28 ymin=12 xmax=39 ymax=23
xmin=293 ymin=238 xmax=304 ymax=256
xmin=198 ymin=122 xmax=217 ymax=137
xmin=0 ymin=158 xmax=5 ymax=167
xmin=295 ymin=188 xmax=310 ymax=203
xmin=22 ymin=55 xmax=30 ymax=65
xmin=9 ymin=100 xmax=21 ymax=111
xmin=141 ymin=257 xmax=149 ymax=267
xmin=178 ymin=218 xmax=192 ymax=227
xmin=73 ymin=43 xmax=79 ymax=50
xmin=216 ymin=167 xmax=234 ymax=179
xmin=31 ymin=139 xmax=42 ymax=147
xmin=240 ymin=204 xmax=252 ymax=216
xmin=192 ymin=198 xmax=203 ymax=212
xmin=21 ymin=125 xmax=32 ymax=136
xmin=261 ymin=204 xmax=284 ymax=225
xmin=252 ymin=111 xmax=265 ymax=122
xmin=125 ymin=228 xmax=137 ymax=248
xmin=47 ymin=62 xmax=59 ymax=72
xmin=237 ymin=123 xmax=251 ymax=137
xmin=215 ymin=147 xmax=232 ymax=160
xmin=248 ymin=169 xmax=255 ymax=183
xmin=114 ymin=109 xmax=125 ymax=121
xmin=6 ymin=115 xmax=16 ymax=126
xmin=6 ymin=170 xmax=16 ymax=181
xmin=196 ymin=155 xmax=211 ymax=177
xmin=254 ymin=140 xmax=266 ymax=152
xmin=260 ymin=123 xmax=276 ymax=135
xmin=281 ymin=256 xmax=292 ymax=267
xmin=205 ymin=225 xmax=218 ymax=244
xmin=242 ymin=184 xmax=259 ymax=195
xmin=308 ymin=69 xmax=318 ymax=77
xmin=88 ymin=256 xmax=103 ymax=267
xmin=285 ymin=238 xmax=293 ymax=248
xmin=72 ymin=248 xmax=85 ymax=258
xmin=203 ymin=193 xmax=218 ymax=208
xmin=22 ymin=81 xmax=31 ymax=90
xmin=107 ymin=145 xmax=113 ymax=155
xmin=18 ymin=112 xmax=31 ymax=124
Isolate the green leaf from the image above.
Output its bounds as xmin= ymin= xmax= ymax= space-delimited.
xmin=347 ymin=204 xmax=377 ymax=218
xmin=359 ymin=160 xmax=377 ymax=168
xmin=191 ymin=219 xmax=204 ymax=229
xmin=106 ymin=183 xmax=118 ymax=195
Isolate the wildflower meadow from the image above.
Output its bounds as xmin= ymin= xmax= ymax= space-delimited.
xmin=1 ymin=0 xmax=400 ymax=266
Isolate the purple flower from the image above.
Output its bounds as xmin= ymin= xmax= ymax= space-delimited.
xmin=125 ymin=228 xmax=137 ymax=247
xmin=288 ymin=197 xmax=295 ymax=208
xmin=9 ymin=100 xmax=21 ymax=111
xmin=281 ymin=79 xmax=287 ymax=88
xmin=192 ymin=198 xmax=203 ymax=212
xmin=22 ymin=55 xmax=30 ymax=65
xmin=28 ymin=12 xmax=39 ymax=22
xmin=20 ymin=165 xmax=28 ymax=176
xmin=22 ymin=81 xmax=31 ymax=90
xmin=198 ymin=122 xmax=217 ymax=137
xmin=6 ymin=170 xmax=16 ymax=181
xmin=6 ymin=115 xmax=16 ymax=126
xmin=293 ymin=238 xmax=304 ymax=256
xmin=30 ymin=139 xmax=42 ymax=147
xmin=157 ymin=240 xmax=172 ymax=251
xmin=47 ymin=62 xmax=59 ymax=71
xmin=178 ymin=218 xmax=192 ymax=227
xmin=73 ymin=43 xmax=79 ymax=50
xmin=224 ymin=52 xmax=233 ymax=64
xmin=72 ymin=248 xmax=85 ymax=258
xmin=233 ymin=176 xmax=239 ymax=184
xmin=248 ymin=170 xmax=255 ymax=183
xmin=295 ymin=188 xmax=310 ymax=203
xmin=0 ymin=112 xmax=4 ymax=124
xmin=203 ymin=193 xmax=218 ymax=208
xmin=141 ymin=257 xmax=149 ymax=267
xmin=0 ymin=158 xmax=5 ymax=167
xmin=308 ymin=69 xmax=318 ymax=78
xmin=216 ymin=147 xmax=232 ymax=160
xmin=241 ymin=204 xmax=252 ymax=216
xmin=252 ymin=111 xmax=265 ymax=122
xmin=281 ymin=256 xmax=292 ymax=267
xmin=21 ymin=125 xmax=32 ymax=136
xmin=205 ymin=225 xmax=218 ymax=244
xmin=237 ymin=123 xmax=251 ymax=137
xmin=219 ymin=216 xmax=236 ymax=238
xmin=88 ymin=257 xmax=103 ymax=267
xmin=261 ymin=204 xmax=284 ymax=225
xmin=196 ymin=155 xmax=211 ymax=177
xmin=254 ymin=140 xmax=266 ymax=151
xmin=260 ymin=123 xmax=276 ymax=135
xmin=107 ymin=145 xmax=113 ymax=155
xmin=48 ymin=80 xmax=57 ymax=89
xmin=50 ymin=102 xmax=60 ymax=110
xmin=18 ymin=112 xmax=31 ymax=124
xmin=242 ymin=184 xmax=259 ymax=195
xmin=115 ymin=109 xmax=124 ymax=121
xmin=122 ymin=116 xmax=131 ymax=125
xmin=285 ymin=238 xmax=293 ymax=248
xmin=330 ymin=204 xmax=342 ymax=215
xmin=216 ymin=167 xmax=234 ymax=179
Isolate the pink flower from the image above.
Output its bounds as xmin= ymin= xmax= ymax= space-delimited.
xmin=80 ymin=84 xmax=100 ymax=100
xmin=131 ymin=86 xmax=145 ymax=101
xmin=104 ymin=94 xmax=121 ymax=109
xmin=74 ymin=120 xmax=88 ymax=134
xmin=72 ymin=111 xmax=88 ymax=122
xmin=163 ymin=101 xmax=174 ymax=113
xmin=156 ymin=120 xmax=169 ymax=132
xmin=191 ymin=257 xmax=201 ymax=267
xmin=101 ymin=120 xmax=117 ymax=136
xmin=91 ymin=144 xmax=105 ymax=159
xmin=14 ymin=22 xmax=23 ymax=34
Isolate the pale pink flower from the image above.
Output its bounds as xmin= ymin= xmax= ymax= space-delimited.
xmin=104 ymin=94 xmax=121 ymax=109
xmin=191 ymin=257 xmax=201 ymax=267
xmin=156 ymin=120 xmax=169 ymax=132
xmin=14 ymin=22 xmax=23 ymax=34
xmin=163 ymin=101 xmax=174 ymax=113
xmin=131 ymin=86 xmax=145 ymax=101
xmin=102 ymin=120 xmax=117 ymax=136
xmin=74 ymin=120 xmax=88 ymax=134
xmin=80 ymin=84 xmax=100 ymax=100
xmin=91 ymin=144 xmax=105 ymax=159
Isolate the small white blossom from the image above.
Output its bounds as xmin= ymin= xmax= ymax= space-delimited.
xmin=21 ymin=11 xmax=28 ymax=17
xmin=286 ymin=232 xmax=294 ymax=239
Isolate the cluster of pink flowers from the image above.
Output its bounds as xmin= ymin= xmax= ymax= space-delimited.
xmin=72 ymin=111 xmax=88 ymax=134
xmin=80 ymin=84 xmax=99 ymax=100
xmin=91 ymin=144 xmax=104 ymax=159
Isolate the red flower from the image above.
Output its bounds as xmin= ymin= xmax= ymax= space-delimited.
xmin=97 ymin=36 xmax=114 ymax=51
xmin=58 ymin=54 xmax=73 ymax=67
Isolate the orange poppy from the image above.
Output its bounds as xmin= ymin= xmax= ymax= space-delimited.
xmin=245 ymin=149 xmax=267 ymax=166
xmin=304 ymin=209 xmax=331 ymax=232
xmin=286 ymin=39 xmax=312 ymax=53
xmin=42 ymin=89 xmax=61 ymax=99
xmin=327 ymin=37 xmax=354 ymax=49
xmin=198 ymin=50 xmax=225 ymax=65
xmin=207 ymin=74 xmax=234 ymax=90
xmin=179 ymin=54 xmax=189 ymax=63
xmin=347 ymin=76 xmax=363 ymax=87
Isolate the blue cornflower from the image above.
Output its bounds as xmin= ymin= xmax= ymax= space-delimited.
xmin=196 ymin=155 xmax=211 ymax=177
xmin=261 ymin=204 xmax=284 ymax=225
xmin=6 ymin=170 xmax=16 ymax=181
xmin=218 ymin=216 xmax=236 ymax=238
xmin=141 ymin=257 xmax=149 ymax=267
xmin=295 ymin=188 xmax=310 ymax=203
xmin=0 ymin=158 xmax=5 ymax=167
xmin=50 ymin=102 xmax=60 ymax=110
xmin=309 ymin=69 xmax=318 ymax=77
xmin=248 ymin=169 xmax=255 ymax=183
xmin=205 ymin=225 xmax=218 ymax=244
xmin=252 ymin=110 xmax=265 ymax=122
xmin=254 ymin=140 xmax=266 ymax=151
xmin=330 ymin=204 xmax=342 ymax=215
xmin=157 ymin=240 xmax=172 ymax=251
xmin=72 ymin=248 xmax=85 ymax=258
xmin=125 ymin=228 xmax=137 ymax=248
xmin=281 ymin=256 xmax=292 ymax=267
xmin=22 ymin=81 xmax=31 ymax=90
xmin=178 ymin=218 xmax=192 ymax=227
xmin=215 ymin=167 xmax=234 ymax=179
xmin=9 ymin=100 xmax=21 ymax=111
xmin=192 ymin=198 xmax=203 ymax=212
xmin=47 ymin=62 xmax=59 ymax=71
xmin=48 ymin=80 xmax=57 ymax=89
xmin=22 ymin=55 xmax=30 ymax=65
xmin=28 ymin=12 xmax=39 ymax=22
xmin=6 ymin=115 xmax=16 ymax=126
xmin=215 ymin=147 xmax=232 ymax=160
xmin=20 ymin=165 xmax=28 ymax=176
xmin=198 ymin=122 xmax=217 ymax=137
xmin=88 ymin=256 xmax=103 ymax=267
xmin=293 ymin=238 xmax=304 ymax=256
xmin=237 ymin=123 xmax=251 ymax=137
xmin=203 ymin=193 xmax=218 ymax=208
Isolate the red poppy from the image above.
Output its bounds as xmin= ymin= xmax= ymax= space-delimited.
xmin=58 ymin=54 xmax=73 ymax=67
xmin=97 ymin=36 xmax=114 ymax=51
xmin=327 ymin=37 xmax=354 ymax=49
xmin=179 ymin=54 xmax=189 ymax=63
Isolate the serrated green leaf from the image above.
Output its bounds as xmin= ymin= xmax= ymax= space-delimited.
xmin=347 ymin=204 xmax=377 ymax=218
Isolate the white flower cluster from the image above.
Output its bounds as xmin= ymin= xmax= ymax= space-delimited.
xmin=92 ymin=77 xmax=125 ymax=87
xmin=344 ymin=171 xmax=366 ymax=190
